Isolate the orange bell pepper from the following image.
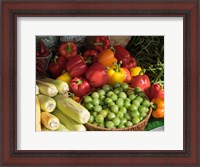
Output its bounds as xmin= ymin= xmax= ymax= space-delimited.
xmin=98 ymin=48 xmax=117 ymax=67
xmin=151 ymin=98 xmax=164 ymax=118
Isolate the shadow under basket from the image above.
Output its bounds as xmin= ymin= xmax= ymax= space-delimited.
xmin=84 ymin=108 xmax=152 ymax=131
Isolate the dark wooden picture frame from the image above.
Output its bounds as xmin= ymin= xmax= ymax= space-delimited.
xmin=1 ymin=1 xmax=199 ymax=166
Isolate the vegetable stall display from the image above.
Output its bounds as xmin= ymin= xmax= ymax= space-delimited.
xmin=36 ymin=36 xmax=164 ymax=131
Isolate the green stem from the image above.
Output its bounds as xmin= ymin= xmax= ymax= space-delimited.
xmin=140 ymin=68 xmax=146 ymax=74
xmin=76 ymin=79 xmax=83 ymax=85
xmin=94 ymin=42 xmax=103 ymax=46
xmin=53 ymin=56 xmax=58 ymax=64
xmin=114 ymin=61 xmax=122 ymax=72
xmin=85 ymin=56 xmax=92 ymax=64
xmin=68 ymin=92 xmax=74 ymax=99
xmin=66 ymin=43 xmax=72 ymax=53
xmin=110 ymin=46 xmax=115 ymax=54
xmin=151 ymin=103 xmax=157 ymax=109
xmin=154 ymin=67 xmax=164 ymax=83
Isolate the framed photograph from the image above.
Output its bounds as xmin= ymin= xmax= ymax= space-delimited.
xmin=1 ymin=1 xmax=199 ymax=166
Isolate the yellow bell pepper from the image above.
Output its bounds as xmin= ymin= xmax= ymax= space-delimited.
xmin=107 ymin=62 xmax=126 ymax=85
xmin=56 ymin=72 xmax=72 ymax=84
xmin=130 ymin=66 xmax=142 ymax=77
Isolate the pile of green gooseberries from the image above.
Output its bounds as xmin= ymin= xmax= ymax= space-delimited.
xmin=82 ymin=83 xmax=151 ymax=129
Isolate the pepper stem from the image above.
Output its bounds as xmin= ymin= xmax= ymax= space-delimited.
xmin=77 ymin=79 xmax=83 ymax=85
xmin=110 ymin=47 xmax=115 ymax=54
xmin=139 ymin=68 xmax=146 ymax=75
xmin=66 ymin=43 xmax=72 ymax=53
xmin=85 ymin=56 xmax=92 ymax=64
xmin=113 ymin=61 xmax=122 ymax=72
xmin=67 ymin=92 xmax=75 ymax=99
xmin=61 ymin=69 xmax=66 ymax=74
xmin=151 ymin=103 xmax=157 ymax=109
xmin=94 ymin=42 xmax=104 ymax=46
xmin=53 ymin=56 xmax=58 ymax=64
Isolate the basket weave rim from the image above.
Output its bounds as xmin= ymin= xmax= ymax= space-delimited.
xmin=85 ymin=108 xmax=152 ymax=131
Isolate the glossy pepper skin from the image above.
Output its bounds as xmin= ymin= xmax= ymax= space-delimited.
xmin=98 ymin=49 xmax=117 ymax=67
xmin=151 ymin=98 xmax=164 ymax=118
xmin=57 ymin=56 xmax=67 ymax=69
xmin=82 ymin=50 xmax=98 ymax=65
xmin=123 ymin=67 xmax=131 ymax=83
xmin=113 ymin=45 xmax=130 ymax=62
xmin=130 ymin=74 xmax=151 ymax=96
xmin=48 ymin=56 xmax=65 ymax=78
xmin=70 ymin=77 xmax=92 ymax=98
xmin=113 ymin=45 xmax=137 ymax=69
xmin=66 ymin=55 xmax=87 ymax=77
xmin=149 ymin=83 xmax=164 ymax=100
xmin=85 ymin=36 xmax=110 ymax=53
xmin=130 ymin=66 xmax=142 ymax=77
xmin=107 ymin=62 xmax=126 ymax=85
xmin=94 ymin=36 xmax=111 ymax=53
xmin=85 ymin=63 xmax=109 ymax=88
xmin=56 ymin=72 xmax=72 ymax=84
xmin=58 ymin=42 xmax=77 ymax=60
xmin=122 ymin=56 xmax=137 ymax=70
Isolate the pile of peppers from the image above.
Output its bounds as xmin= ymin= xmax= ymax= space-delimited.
xmin=44 ymin=36 xmax=164 ymax=119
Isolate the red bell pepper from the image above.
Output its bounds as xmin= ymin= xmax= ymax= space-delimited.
xmin=82 ymin=50 xmax=98 ymax=65
xmin=85 ymin=63 xmax=109 ymax=88
xmin=70 ymin=76 xmax=92 ymax=98
xmin=122 ymin=56 xmax=137 ymax=70
xmin=58 ymin=42 xmax=77 ymax=60
xmin=130 ymin=74 xmax=151 ymax=96
xmin=57 ymin=56 xmax=67 ymax=70
xmin=66 ymin=55 xmax=87 ymax=77
xmin=149 ymin=83 xmax=164 ymax=100
xmin=85 ymin=36 xmax=110 ymax=53
xmin=113 ymin=45 xmax=137 ymax=69
xmin=113 ymin=45 xmax=130 ymax=62
xmin=48 ymin=56 xmax=64 ymax=78
xmin=94 ymin=36 xmax=110 ymax=53
xmin=123 ymin=67 xmax=131 ymax=83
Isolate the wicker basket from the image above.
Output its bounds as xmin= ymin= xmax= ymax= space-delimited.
xmin=108 ymin=36 xmax=131 ymax=47
xmin=84 ymin=108 xmax=152 ymax=131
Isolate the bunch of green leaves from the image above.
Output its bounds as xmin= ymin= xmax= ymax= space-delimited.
xmin=145 ymin=117 xmax=164 ymax=131
xmin=126 ymin=36 xmax=164 ymax=85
